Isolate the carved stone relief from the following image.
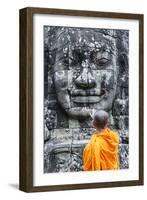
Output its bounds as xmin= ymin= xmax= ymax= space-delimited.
xmin=44 ymin=26 xmax=129 ymax=172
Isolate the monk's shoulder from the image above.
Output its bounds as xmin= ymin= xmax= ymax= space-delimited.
xmin=85 ymin=133 xmax=96 ymax=146
xmin=109 ymin=128 xmax=120 ymax=141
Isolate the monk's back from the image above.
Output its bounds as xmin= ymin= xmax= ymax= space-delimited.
xmin=83 ymin=128 xmax=119 ymax=171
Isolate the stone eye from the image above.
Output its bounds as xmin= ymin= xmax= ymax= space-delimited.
xmin=71 ymin=50 xmax=85 ymax=65
xmin=62 ymin=57 xmax=69 ymax=66
xmin=97 ymin=58 xmax=110 ymax=66
xmin=92 ymin=51 xmax=111 ymax=67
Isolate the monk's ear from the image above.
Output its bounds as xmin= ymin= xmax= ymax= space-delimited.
xmin=105 ymin=120 xmax=109 ymax=127
xmin=91 ymin=120 xmax=95 ymax=128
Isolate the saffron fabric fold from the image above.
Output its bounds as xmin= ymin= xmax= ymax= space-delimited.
xmin=83 ymin=128 xmax=119 ymax=171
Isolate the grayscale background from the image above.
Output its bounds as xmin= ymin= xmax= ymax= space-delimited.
xmin=43 ymin=26 xmax=129 ymax=173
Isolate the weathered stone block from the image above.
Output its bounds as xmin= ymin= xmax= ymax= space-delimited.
xmin=44 ymin=109 xmax=57 ymax=138
xmin=113 ymin=116 xmax=128 ymax=130
xmin=72 ymin=128 xmax=95 ymax=141
xmin=47 ymin=74 xmax=55 ymax=93
xmin=56 ymin=107 xmax=69 ymax=128
xmin=46 ymin=94 xmax=58 ymax=109
xmin=50 ymin=128 xmax=72 ymax=144
xmin=113 ymin=98 xmax=128 ymax=116
xmin=117 ymin=130 xmax=129 ymax=144
xmin=118 ymin=144 xmax=129 ymax=169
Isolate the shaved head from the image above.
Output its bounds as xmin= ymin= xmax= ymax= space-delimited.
xmin=93 ymin=110 xmax=109 ymax=129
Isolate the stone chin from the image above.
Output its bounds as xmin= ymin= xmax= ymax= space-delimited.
xmin=65 ymin=107 xmax=91 ymax=119
xmin=56 ymin=94 xmax=115 ymax=119
xmin=64 ymin=105 xmax=113 ymax=119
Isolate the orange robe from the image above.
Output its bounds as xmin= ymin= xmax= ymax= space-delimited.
xmin=83 ymin=128 xmax=119 ymax=171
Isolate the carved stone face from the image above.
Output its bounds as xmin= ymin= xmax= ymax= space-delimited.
xmin=53 ymin=29 xmax=118 ymax=119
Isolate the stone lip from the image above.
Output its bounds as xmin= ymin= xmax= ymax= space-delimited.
xmin=70 ymin=89 xmax=103 ymax=96
xmin=72 ymin=96 xmax=104 ymax=103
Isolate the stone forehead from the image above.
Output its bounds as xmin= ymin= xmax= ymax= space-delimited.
xmin=69 ymin=29 xmax=116 ymax=40
xmin=54 ymin=28 xmax=117 ymax=50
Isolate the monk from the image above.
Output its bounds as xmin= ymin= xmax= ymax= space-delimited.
xmin=83 ymin=110 xmax=120 ymax=171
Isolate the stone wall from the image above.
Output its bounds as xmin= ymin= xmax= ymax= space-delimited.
xmin=44 ymin=26 xmax=129 ymax=173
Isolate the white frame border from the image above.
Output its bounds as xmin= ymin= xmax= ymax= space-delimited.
xmin=33 ymin=14 xmax=139 ymax=186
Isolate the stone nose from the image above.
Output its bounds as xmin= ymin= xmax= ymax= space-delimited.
xmin=75 ymin=67 xmax=96 ymax=89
